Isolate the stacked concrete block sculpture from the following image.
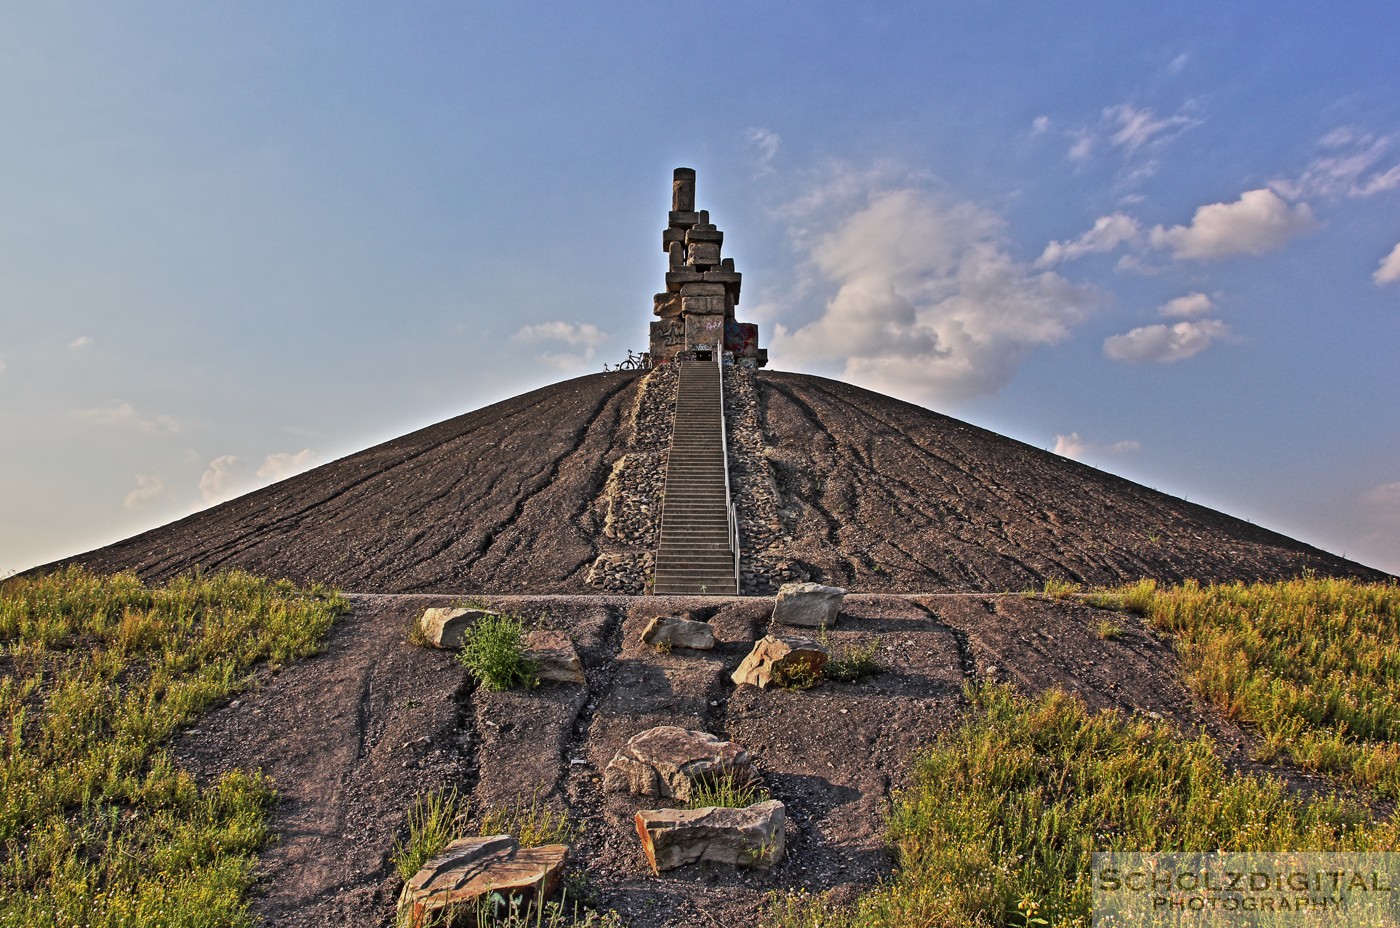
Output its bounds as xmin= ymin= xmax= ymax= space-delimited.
xmin=650 ymin=168 xmax=768 ymax=368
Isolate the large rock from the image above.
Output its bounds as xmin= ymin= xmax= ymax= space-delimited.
xmin=635 ymin=800 xmax=785 ymax=873
xmin=523 ymin=630 xmax=585 ymax=684
xmin=603 ymin=726 xmax=751 ymax=800
xmin=418 ymin=607 xmax=492 ymax=649
xmin=772 ymin=582 xmax=846 ymax=628
xmin=397 ymin=834 xmax=566 ymax=927
xmin=731 ymin=635 xmax=830 ymax=689
xmin=640 ymin=615 xmax=715 ymax=650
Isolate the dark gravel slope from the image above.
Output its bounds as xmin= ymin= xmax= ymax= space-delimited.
xmin=756 ymin=372 xmax=1390 ymax=588
xmin=49 ymin=371 xmax=645 ymax=592
xmin=43 ymin=368 xmax=1389 ymax=592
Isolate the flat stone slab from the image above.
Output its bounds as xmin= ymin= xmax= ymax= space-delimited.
xmin=731 ymin=635 xmax=830 ymax=689
xmin=397 ymin=834 xmax=566 ymax=927
xmin=641 ymin=615 xmax=716 ymax=650
xmin=772 ymin=582 xmax=846 ymax=628
xmin=603 ymin=726 xmax=750 ymax=800
xmin=418 ymin=607 xmax=492 ymax=649
xmin=523 ymin=630 xmax=585 ymax=684
xmin=635 ymin=800 xmax=785 ymax=873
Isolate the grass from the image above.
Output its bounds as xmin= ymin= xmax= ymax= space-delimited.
xmin=457 ymin=612 xmax=538 ymax=692
xmin=685 ymin=771 xmax=769 ymax=810
xmin=477 ymin=792 xmax=574 ymax=848
xmin=822 ymin=636 xmax=882 ymax=684
xmin=0 ymin=567 xmax=346 ymax=928
xmin=762 ymin=683 xmax=1399 ymax=928
xmin=392 ymin=788 xmax=465 ymax=882
xmin=1092 ymin=577 xmax=1400 ymax=798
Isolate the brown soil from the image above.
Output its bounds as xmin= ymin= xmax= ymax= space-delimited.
xmin=41 ymin=370 xmax=1391 ymax=592
xmin=173 ymin=591 xmax=1284 ymax=928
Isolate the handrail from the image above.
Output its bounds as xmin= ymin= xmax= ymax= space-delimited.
xmin=715 ymin=348 xmax=741 ymax=591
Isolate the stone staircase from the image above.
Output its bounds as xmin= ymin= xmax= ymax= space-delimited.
xmin=652 ymin=360 xmax=739 ymax=595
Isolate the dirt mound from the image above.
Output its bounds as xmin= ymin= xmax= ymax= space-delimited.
xmin=43 ymin=369 xmax=1390 ymax=591
xmin=171 ymin=592 xmax=1262 ymax=928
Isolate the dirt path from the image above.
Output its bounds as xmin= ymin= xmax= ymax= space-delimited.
xmin=169 ymin=590 xmax=1302 ymax=928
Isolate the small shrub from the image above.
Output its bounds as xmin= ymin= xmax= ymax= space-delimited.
xmin=825 ymin=638 xmax=882 ymax=683
xmin=457 ymin=612 xmax=537 ymax=691
xmin=685 ymin=771 xmax=769 ymax=810
xmin=770 ymin=660 xmax=822 ymax=690
xmin=1094 ymin=618 xmax=1123 ymax=640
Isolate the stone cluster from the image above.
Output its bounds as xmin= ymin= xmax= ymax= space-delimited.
xmin=721 ymin=367 xmax=813 ymax=593
xmin=649 ymin=168 xmax=767 ymax=368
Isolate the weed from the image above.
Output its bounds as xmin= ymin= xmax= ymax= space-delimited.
xmin=392 ymin=788 xmax=465 ymax=882
xmin=685 ymin=771 xmax=769 ymax=810
xmin=770 ymin=659 xmax=822 ymax=690
xmin=478 ymin=791 xmax=574 ymax=847
xmin=820 ymin=631 xmax=883 ymax=684
xmin=1094 ymin=618 xmax=1123 ymax=640
xmin=0 ymin=567 xmax=345 ymax=927
xmin=1040 ymin=577 xmax=1081 ymax=600
xmin=457 ymin=612 xmax=538 ymax=692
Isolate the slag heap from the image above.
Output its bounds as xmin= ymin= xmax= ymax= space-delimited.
xmin=649 ymin=168 xmax=767 ymax=368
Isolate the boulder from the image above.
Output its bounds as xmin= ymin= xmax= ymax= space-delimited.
xmin=418 ymin=607 xmax=491 ymax=649
xmin=771 ymin=582 xmax=846 ymax=628
xmin=731 ymin=635 xmax=829 ymax=689
xmin=523 ymin=630 xmax=585 ymax=684
xmin=641 ymin=616 xmax=715 ymax=650
xmin=397 ymin=834 xmax=566 ymax=927
xmin=603 ymin=726 xmax=751 ymax=800
xmin=635 ymin=800 xmax=785 ymax=873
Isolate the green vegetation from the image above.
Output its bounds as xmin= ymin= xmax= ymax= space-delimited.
xmin=823 ymin=636 xmax=883 ymax=684
xmin=763 ymin=683 xmax=1397 ymax=928
xmin=1093 ymin=577 xmax=1400 ymax=798
xmin=1093 ymin=618 xmax=1122 ymax=640
xmin=770 ymin=659 xmax=822 ymax=690
xmin=685 ymin=771 xmax=769 ymax=810
xmin=1036 ymin=578 xmax=1082 ymax=600
xmin=0 ymin=567 xmax=346 ymax=928
xmin=457 ymin=612 xmax=538 ymax=692
xmin=477 ymin=792 xmax=574 ymax=848
xmin=392 ymin=788 xmax=465 ymax=882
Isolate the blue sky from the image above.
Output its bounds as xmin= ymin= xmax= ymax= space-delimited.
xmin=3 ymin=2 xmax=1399 ymax=576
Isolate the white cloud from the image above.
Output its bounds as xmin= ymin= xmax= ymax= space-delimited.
xmin=1149 ymin=188 xmax=1316 ymax=261
xmin=747 ymin=128 xmax=781 ymax=167
xmin=1104 ymin=104 xmax=1196 ymax=153
xmin=257 ymin=449 xmax=321 ymax=482
xmin=1374 ymin=242 xmax=1400 ymax=286
xmin=1367 ymin=481 xmax=1400 ymax=508
xmin=68 ymin=336 xmax=94 ymax=350
xmin=1036 ymin=213 xmax=1141 ymax=266
xmin=1167 ymin=52 xmax=1191 ymax=74
xmin=1160 ymin=292 xmax=1215 ymax=317
xmin=513 ymin=321 xmax=608 ymax=369
xmin=770 ymin=177 xmax=1102 ymax=405
xmin=73 ymin=401 xmax=180 ymax=435
xmin=1053 ymin=432 xmax=1142 ymax=460
xmin=1031 ymin=116 xmax=1051 ymax=136
xmin=123 ymin=474 xmax=165 ymax=510
xmin=1103 ymin=319 xmax=1231 ymax=363
xmin=1068 ymin=133 xmax=1095 ymax=162
xmin=1274 ymin=129 xmax=1400 ymax=200
xmin=199 ymin=455 xmax=248 ymax=505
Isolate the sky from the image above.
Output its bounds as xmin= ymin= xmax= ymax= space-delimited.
xmin=3 ymin=2 xmax=1399 ymax=578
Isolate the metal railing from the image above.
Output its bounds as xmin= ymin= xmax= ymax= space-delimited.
xmin=715 ymin=347 xmax=741 ymax=591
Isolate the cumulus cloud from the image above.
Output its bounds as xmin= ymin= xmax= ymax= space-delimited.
xmin=1374 ymin=242 xmax=1400 ymax=286
xmin=1160 ymin=292 xmax=1215 ymax=317
xmin=771 ymin=178 xmax=1102 ymax=405
xmin=1103 ymin=319 xmax=1231 ymax=363
xmin=1273 ymin=129 xmax=1400 ymax=200
xmin=257 ymin=449 xmax=321 ymax=482
xmin=123 ymin=474 xmax=165 ymax=510
xmin=1036 ymin=213 xmax=1141 ymax=266
xmin=1148 ymin=188 xmax=1316 ymax=261
xmin=513 ymin=321 xmax=609 ymax=370
xmin=199 ymin=455 xmax=248 ymax=505
xmin=73 ymin=401 xmax=180 ymax=434
xmin=69 ymin=336 xmax=94 ymax=350
xmin=1053 ymin=433 xmax=1142 ymax=460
